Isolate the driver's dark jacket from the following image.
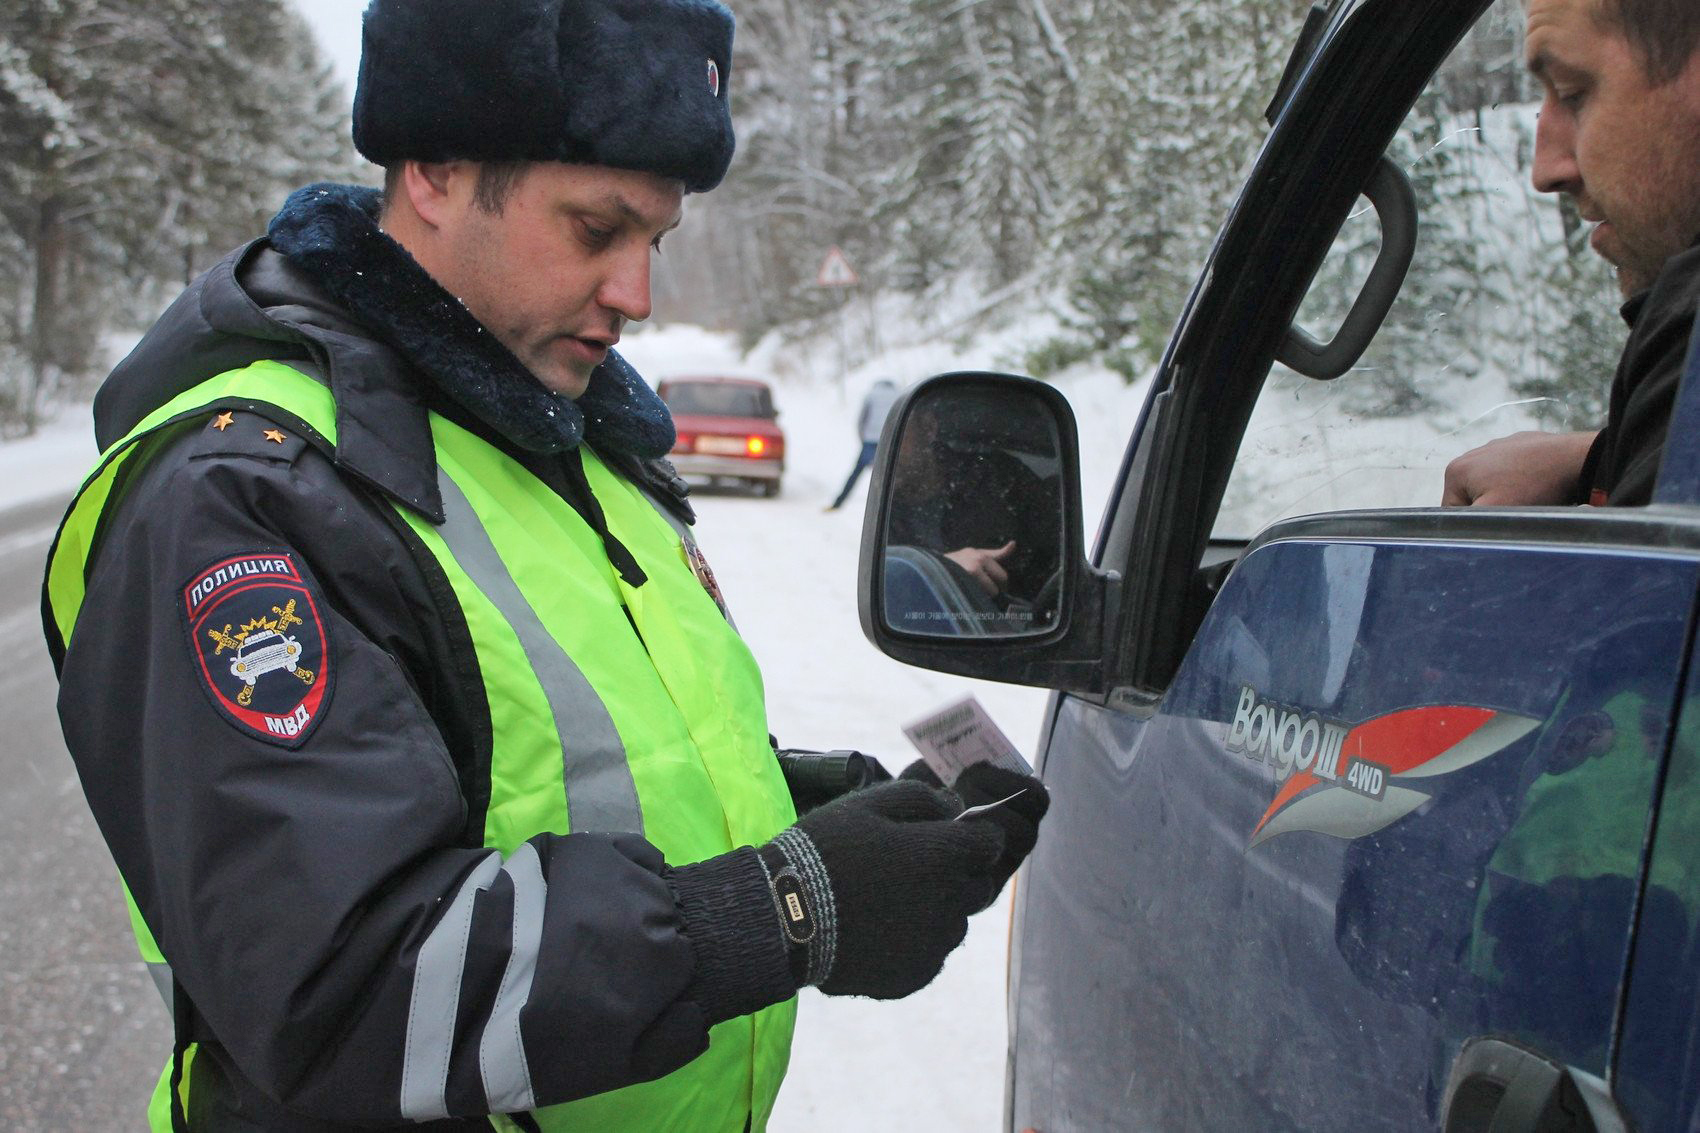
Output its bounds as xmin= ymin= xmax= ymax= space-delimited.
xmin=47 ymin=238 xmax=791 ymax=1130
xmin=1579 ymin=239 xmax=1700 ymax=506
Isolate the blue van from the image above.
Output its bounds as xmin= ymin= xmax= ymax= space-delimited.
xmin=857 ymin=0 xmax=1700 ymax=1129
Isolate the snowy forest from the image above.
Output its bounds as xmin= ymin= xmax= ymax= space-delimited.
xmin=0 ymin=0 xmax=357 ymax=433
xmin=2 ymin=0 xmax=1618 ymax=435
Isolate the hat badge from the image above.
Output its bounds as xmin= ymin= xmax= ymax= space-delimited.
xmin=707 ymin=59 xmax=721 ymax=97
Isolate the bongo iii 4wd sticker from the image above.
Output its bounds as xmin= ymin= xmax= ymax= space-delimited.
xmin=1226 ymin=685 xmax=1538 ymax=848
xmin=183 ymin=554 xmax=330 ymax=746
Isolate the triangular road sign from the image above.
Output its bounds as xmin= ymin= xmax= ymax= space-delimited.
xmin=816 ymin=245 xmax=859 ymax=288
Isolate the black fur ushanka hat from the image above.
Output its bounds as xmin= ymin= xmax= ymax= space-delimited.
xmin=353 ymin=0 xmax=736 ymax=193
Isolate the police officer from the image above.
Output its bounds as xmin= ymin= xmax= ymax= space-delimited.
xmin=41 ymin=1 xmax=1048 ymax=1129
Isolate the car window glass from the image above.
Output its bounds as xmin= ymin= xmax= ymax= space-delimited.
xmin=1212 ymin=0 xmax=1619 ymax=540
xmin=662 ymin=383 xmax=770 ymax=417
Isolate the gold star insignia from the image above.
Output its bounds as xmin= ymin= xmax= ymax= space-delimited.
xmin=263 ymin=428 xmax=287 ymax=444
xmin=212 ymin=412 xmax=234 ymax=431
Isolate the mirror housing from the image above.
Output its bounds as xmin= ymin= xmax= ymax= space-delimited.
xmin=857 ymin=372 xmax=1118 ymax=694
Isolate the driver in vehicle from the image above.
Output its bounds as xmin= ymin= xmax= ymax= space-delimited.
xmin=885 ymin=399 xmax=1060 ymax=608
xmin=1441 ymin=0 xmax=1700 ymax=508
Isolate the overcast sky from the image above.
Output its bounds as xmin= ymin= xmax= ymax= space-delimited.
xmin=290 ymin=0 xmax=364 ymax=92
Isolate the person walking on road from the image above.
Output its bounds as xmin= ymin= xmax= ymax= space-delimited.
xmin=40 ymin=3 xmax=1047 ymax=1130
xmin=827 ymin=378 xmax=901 ymax=510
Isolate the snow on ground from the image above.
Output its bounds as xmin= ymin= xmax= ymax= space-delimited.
xmin=0 ymin=409 xmax=102 ymax=514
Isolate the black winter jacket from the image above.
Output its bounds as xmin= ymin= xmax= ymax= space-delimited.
xmin=1579 ymin=240 xmax=1700 ymax=506
xmin=49 ymin=187 xmax=795 ymax=1130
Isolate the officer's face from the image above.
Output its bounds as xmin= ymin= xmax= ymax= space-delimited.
xmin=1527 ymin=0 xmax=1700 ymax=297
xmin=418 ymin=162 xmax=683 ymax=398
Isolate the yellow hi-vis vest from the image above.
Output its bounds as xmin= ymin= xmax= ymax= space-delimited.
xmin=44 ymin=361 xmax=798 ymax=1132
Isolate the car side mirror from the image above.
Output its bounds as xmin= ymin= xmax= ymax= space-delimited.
xmin=858 ymin=372 xmax=1118 ymax=694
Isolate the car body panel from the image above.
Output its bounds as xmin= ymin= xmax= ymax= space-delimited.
xmin=1615 ymin=609 xmax=1700 ymax=1132
xmin=1011 ymin=538 xmax=1694 ymax=1130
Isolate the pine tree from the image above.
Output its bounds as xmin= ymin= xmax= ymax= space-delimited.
xmin=1518 ymin=194 xmax=1623 ymax=429
xmin=943 ymin=0 xmax=1056 ymax=285
xmin=0 ymin=0 xmax=357 ymax=432
xmin=1035 ymin=0 xmax=1297 ymax=380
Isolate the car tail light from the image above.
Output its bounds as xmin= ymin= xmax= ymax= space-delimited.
xmin=746 ymin=436 xmax=767 ymax=457
xmin=673 ymin=433 xmax=695 ymax=454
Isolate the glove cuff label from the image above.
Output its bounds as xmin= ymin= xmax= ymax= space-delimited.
xmin=768 ymin=827 xmax=838 ymax=985
xmin=771 ymin=869 xmax=816 ymax=945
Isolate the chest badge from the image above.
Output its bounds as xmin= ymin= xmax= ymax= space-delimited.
xmin=683 ymin=536 xmax=733 ymax=622
xmin=182 ymin=553 xmax=331 ymax=747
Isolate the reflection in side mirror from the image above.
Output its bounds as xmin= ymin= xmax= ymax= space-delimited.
xmin=878 ymin=380 xmax=1066 ymax=639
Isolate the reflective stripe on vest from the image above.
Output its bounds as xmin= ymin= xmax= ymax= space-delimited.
xmin=433 ymin=470 xmax=644 ymax=835
xmin=46 ymin=360 xmax=797 ymax=1132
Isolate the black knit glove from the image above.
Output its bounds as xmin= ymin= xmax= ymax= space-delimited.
xmin=901 ymin=760 xmax=1049 ymax=899
xmin=760 ymin=779 xmax=1004 ymax=999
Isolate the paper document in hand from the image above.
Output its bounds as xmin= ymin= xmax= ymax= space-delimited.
xmin=903 ymin=695 xmax=1034 ymax=784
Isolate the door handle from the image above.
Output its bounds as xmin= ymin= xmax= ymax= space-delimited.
xmin=1442 ymin=1037 xmax=1629 ymax=1133
xmin=1275 ymin=154 xmax=1418 ymax=381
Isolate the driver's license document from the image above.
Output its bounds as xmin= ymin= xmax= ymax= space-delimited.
xmin=903 ymin=695 xmax=1034 ymax=784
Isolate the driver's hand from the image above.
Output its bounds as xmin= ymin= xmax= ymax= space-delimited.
xmin=944 ymin=540 xmax=1017 ymax=596
xmin=1441 ymin=431 xmax=1597 ymax=507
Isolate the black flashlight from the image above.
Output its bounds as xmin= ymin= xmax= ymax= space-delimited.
xmin=774 ymin=749 xmax=888 ymax=813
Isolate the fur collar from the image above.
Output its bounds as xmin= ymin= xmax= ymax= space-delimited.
xmin=267 ymin=182 xmax=674 ymax=458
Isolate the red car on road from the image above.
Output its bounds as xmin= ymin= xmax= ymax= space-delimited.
xmin=656 ymin=376 xmax=786 ymax=497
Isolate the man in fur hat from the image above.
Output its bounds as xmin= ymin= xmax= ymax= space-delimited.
xmin=42 ymin=2 xmax=1048 ymax=1129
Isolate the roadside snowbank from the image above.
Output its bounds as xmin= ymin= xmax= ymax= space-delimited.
xmin=0 ymin=410 xmax=98 ymax=515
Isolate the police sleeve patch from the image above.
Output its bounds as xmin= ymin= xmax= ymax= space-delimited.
xmin=181 ymin=553 xmax=332 ymax=747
